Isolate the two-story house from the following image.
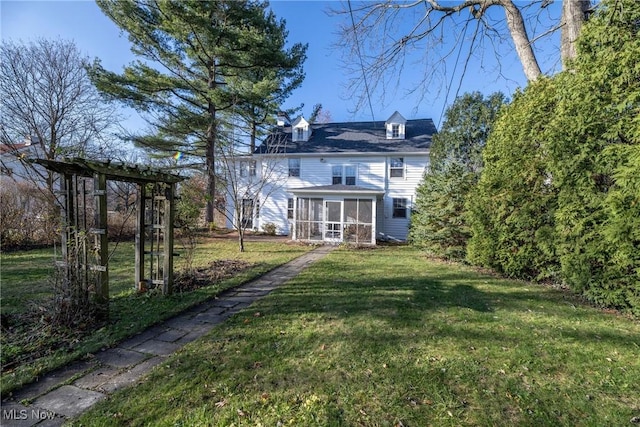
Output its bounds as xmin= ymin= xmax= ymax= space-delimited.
xmin=225 ymin=111 xmax=435 ymax=244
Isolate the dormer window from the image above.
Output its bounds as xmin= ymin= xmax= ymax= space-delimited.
xmin=385 ymin=111 xmax=407 ymax=140
xmin=292 ymin=116 xmax=311 ymax=142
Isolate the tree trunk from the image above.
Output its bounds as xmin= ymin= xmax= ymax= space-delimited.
xmin=500 ymin=0 xmax=542 ymax=81
xmin=205 ymin=110 xmax=217 ymax=225
xmin=205 ymin=61 xmax=217 ymax=225
xmin=238 ymin=228 xmax=245 ymax=252
xmin=561 ymin=0 xmax=590 ymax=67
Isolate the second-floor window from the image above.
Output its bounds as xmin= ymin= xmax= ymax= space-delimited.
xmin=240 ymin=160 xmax=256 ymax=177
xmin=345 ymin=165 xmax=356 ymax=185
xmin=390 ymin=157 xmax=404 ymax=178
xmin=289 ymin=158 xmax=300 ymax=177
xmin=332 ymin=165 xmax=342 ymax=184
xmin=332 ymin=165 xmax=356 ymax=185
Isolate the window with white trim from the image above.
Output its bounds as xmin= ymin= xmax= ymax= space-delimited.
xmin=288 ymin=158 xmax=300 ymax=177
xmin=390 ymin=157 xmax=404 ymax=178
xmin=391 ymin=124 xmax=400 ymax=138
xmin=239 ymin=160 xmax=256 ymax=177
xmin=331 ymin=165 xmax=357 ymax=186
xmin=345 ymin=165 xmax=356 ymax=185
xmin=287 ymin=198 xmax=294 ymax=219
xmin=392 ymin=198 xmax=408 ymax=218
xmin=332 ymin=165 xmax=342 ymax=184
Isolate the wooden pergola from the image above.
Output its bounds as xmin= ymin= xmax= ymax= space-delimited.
xmin=36 ymin=158 xmax=186 ymax=318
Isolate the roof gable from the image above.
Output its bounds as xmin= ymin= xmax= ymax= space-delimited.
xmin=385 ymin=111 xmax=406 ymax=125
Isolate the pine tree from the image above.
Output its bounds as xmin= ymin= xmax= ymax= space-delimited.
xmin=409 ymin=92 xmax=505 ymax=259
xmin=89 ymin=0 xmax=307 ymax=223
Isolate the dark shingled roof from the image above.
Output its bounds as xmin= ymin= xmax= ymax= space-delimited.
xmin=255 ymin=118 xmax=436 ymax=155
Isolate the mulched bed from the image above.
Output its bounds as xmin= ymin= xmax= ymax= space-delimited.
xmin=172 ymin=259 xmax=254 ymax=292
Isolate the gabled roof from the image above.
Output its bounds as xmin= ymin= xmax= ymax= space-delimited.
xmin=386 ymin=111 xmax=406 ymax=125
xmin=256 ymin=118 xmax=436 ymax=155
xmin=291 ymin=116 xmax=310 ymax=128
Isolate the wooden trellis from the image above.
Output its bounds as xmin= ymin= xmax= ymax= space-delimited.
xmin=36 ymin=158 xmax=185 ymax=318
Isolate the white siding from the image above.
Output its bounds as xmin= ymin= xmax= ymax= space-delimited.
xmin=227 ymin=153 xmax=429 ymax=242
xmin=377 ymin=155 xmax=428 ymax=241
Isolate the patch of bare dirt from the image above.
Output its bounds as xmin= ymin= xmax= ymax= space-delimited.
xmin=174 ymin=259 xmax=254 ymax=292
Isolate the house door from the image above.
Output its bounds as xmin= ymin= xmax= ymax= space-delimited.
xmin=324 ymin=200 xmax=342 ymax=242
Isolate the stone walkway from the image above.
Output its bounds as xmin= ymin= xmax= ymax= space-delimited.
xmin=1 ymin=245 xmax=335 ymax=426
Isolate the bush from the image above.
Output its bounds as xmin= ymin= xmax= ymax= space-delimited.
xmin=0 ymin=181 xmax=58 ymax=249
xmin=262 ymin=222 xmax=277 ymax=236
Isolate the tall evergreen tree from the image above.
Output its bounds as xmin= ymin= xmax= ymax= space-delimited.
xmin=409 ymin=92 xmax=505 ymax=259
xmin=89 ymin=0 xmax=307 ymax=223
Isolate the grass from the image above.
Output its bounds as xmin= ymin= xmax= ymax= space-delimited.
xmin=0 ymin=237 xmax=312 ymax=395
xmin=71 ymin=245 xmax=640 ymax=426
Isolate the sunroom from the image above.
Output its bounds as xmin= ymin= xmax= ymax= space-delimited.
xmin=290 ymin=184 xmax=384 ymax=245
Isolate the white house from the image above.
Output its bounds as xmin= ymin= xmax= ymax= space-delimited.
xmin=225 ymin=111 xmax=436 ymax=244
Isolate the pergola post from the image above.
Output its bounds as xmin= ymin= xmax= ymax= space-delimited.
xmin=93 ymin=172 xmax=109 ymax=318
xmin=163 ymin=183 xmax=176 ymax=295
xmin=135 ymin=183 xmax=146 ymax=292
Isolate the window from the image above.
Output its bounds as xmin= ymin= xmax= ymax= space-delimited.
xmin=296 ymin=198 xmax=323 ymax=240
xmin=345 ymin=165 xmax=356 ymax=185
xmin=296 ymin=127 xmax=304 ymax=140
xmin=390 ymin=157 xmax=404 ymax=178
xmin=392 ymin=198 xmax=408 ymax=218
xmin=288 ymin=158 xmax=300 ymax=177
xmin=332 ymin=165 xmax=357 ymax=185
xmin=392 ymin=124 xmax=400 ymax=138
xmin=287 ymin=198 xmax=294 ymax=219
xmin=332 ymin=165 xmax=342 ymax=184
xmin=344 ymin=198 xmax=373 ymax=243
xmin=241 ymin=199 xmax=254 ymax=228
xmin=240 ymin=160 xmax=256 ymax=177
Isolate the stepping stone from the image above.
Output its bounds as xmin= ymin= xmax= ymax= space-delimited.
xmin=155 ymin=328 xmax=187 ymax=342
xmin=32 ymin=385 xmax=105 ymax=418
xmin=132 ymin=339 xmax=181 ymax=356
xmin=95 ymin=347 xmax=146 ymax=368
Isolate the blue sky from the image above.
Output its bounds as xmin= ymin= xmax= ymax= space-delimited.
xmin=1 ymin=1 xmax=562 ymax=130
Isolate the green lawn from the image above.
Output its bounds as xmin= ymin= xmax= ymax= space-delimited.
xmin=72 ymin=245 xmax=640 ymax=426
xmin=0 ymin=237 xmax=312 ymax=395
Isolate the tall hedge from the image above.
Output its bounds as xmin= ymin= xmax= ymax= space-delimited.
xmin=546 ymin=0 xmax=640 ymax=312
xmin=466 ymin=79 xmax=559 ymax=281
xmin=467 ymin=0 xmax=639 ymax=313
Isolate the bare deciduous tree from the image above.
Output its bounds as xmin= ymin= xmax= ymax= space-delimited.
xmin=218 ymin=130 xmax=288 ymax=253
xmin=0 ymin=38 xmax=121 ymax=196
xmin=336 ymin=0 xmax=591 ymax=111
